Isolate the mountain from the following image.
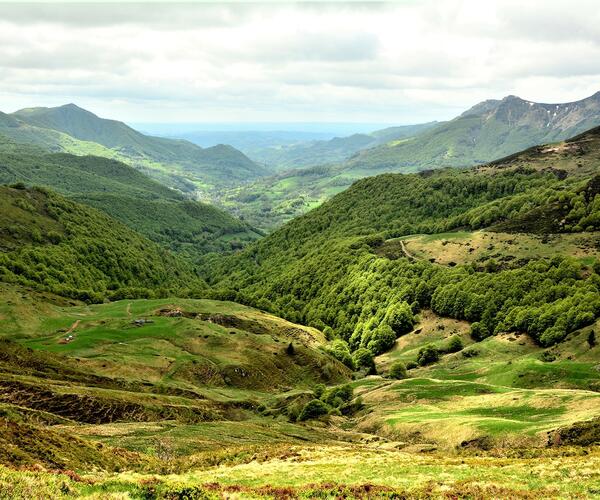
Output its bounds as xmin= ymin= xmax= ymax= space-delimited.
xmin=207 ymin=126 xmax=600 ymax=350
xmin=4 ymin=104 xmax=269 ymax=194
xmin=0 ymin=184 xmax=205 ymax=301
xmin=0 ymin=134 xmax=262 ymax=259
xmin=349 ymin=91 xmax=600 ymax=170
xmin=241 ymin=122 xmax=438 ymax=169
xmin=220 ymin=92 xmax=600 ymax=231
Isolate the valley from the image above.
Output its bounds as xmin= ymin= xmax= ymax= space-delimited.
xmin=1 ymin=86 xmax=600 ymax=500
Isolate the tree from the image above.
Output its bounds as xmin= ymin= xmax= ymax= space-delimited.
xmin=470 ymin=322 xmax=489 ymax=341
xmin=325 ymin=339 xmax=354 ymax=369
xmin=389 ymin=361 xmax=407 ymax=379
xmin=385 ymin=301 xmax=415 ymax=336
xmin=298 ymin=399 xmax=329 ymax=421
xmin=352 ymin=348 xmax=375 ymax=373
xmin=417 ymin=344 xmax=440 ymax=366
xmin=367 ymin=323 xmax=396 ymax=355
xmin=286 ymin=342 xmax=295 ymax=355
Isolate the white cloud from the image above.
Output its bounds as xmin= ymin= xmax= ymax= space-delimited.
xmin=0 ymin=1 xmax=598 ymax=123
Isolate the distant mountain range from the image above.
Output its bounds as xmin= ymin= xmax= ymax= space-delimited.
xmin=348 ymin=91 xmax=600 ymax=170
xmin=221 ymin=92 xmax=600 ymax=230
xmin=0 ymin=104 xmax=267 ymax=195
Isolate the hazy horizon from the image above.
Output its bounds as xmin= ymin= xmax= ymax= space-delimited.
xmin=2 ymin=0 xmax=600 ymax=124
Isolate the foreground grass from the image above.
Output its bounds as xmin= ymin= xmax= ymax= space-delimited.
xmin=1 ymin=446 xmax=600 ymax=499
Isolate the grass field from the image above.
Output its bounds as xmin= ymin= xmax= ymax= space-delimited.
xmin=1 ymin=284 xmax=599 ymax=498
xmin=398 ymin=231 xmax=600 ymax=267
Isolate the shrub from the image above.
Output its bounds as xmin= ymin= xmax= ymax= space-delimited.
xmin=462 ymin=348 xmax=479 ymax=358
xmin=298 ymin=399 xmax=329 ymax=421
xmin=323 ymin=384 xmax=353 ymax=407
xmin=352 ymin=348 xmax=375 ymax=373
xmin=388 ymin=361 xmax=407 ymax=379
xmin=589 ymin=330 xmax=597 ymax=348
xmin=446 ymin=335 xmax=464 ymax=353
xmin=313 ymin=383 xmax=326 ymax=399
xmin=406 ymin=361 xmax=418 ymax=370
xmin=417 ymin=344 xmax=440 ymax=366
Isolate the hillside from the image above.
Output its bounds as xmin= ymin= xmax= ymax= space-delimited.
xmin=3 ymin=104 xmax=268 ymax=195
xmin=2 ymin=130 xmax=600 ymax=498
xmin=0 ymin=136 xmax=261 ymax=257
xmin=0 ymin=185 xmax=205 ymax=301
xmin=349 ymin=91 xmax=600 ymax=170
xmin=207 ymin=126 xmax=600 ymax=352
xmin=220 ymin=92 xmax=600 ymax=231
xmin=245 ymin=122 xmax=438 ymax=170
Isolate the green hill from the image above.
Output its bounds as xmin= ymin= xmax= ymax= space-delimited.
xmin=3 ymin=104 xmax=269 ymax=195
xmin=0 ymin=137 xmax=262 ymax=258
xmin=220 ymin=93 xmax=600 ymax=231
xmin=247 ymin=122 xmax=438 ymax=170
xmin=207 ymin=126 xmax=600 ymax=353
xmin=0 ymin=185 xmax=205 ymax=301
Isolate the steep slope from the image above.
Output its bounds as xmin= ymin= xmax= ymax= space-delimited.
xmin=207 ymin=127 xmax=600 ymax=353
xmin=0 ymin=136 xmax=262 ymax=257
xmin=0 ymin=185 xmax=205 ymax=301
xmin=7 ymin=104 xmax=269 ymax=193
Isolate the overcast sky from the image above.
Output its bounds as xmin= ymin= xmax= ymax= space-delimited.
xmin=1 ymin=1 xmax=599 ymax=124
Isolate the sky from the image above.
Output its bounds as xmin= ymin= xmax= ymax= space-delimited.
xmin=1 ymin=0 xmax=600 ymax=125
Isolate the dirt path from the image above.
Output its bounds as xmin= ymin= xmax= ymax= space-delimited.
xmin=399 ymin=239 xmax=416 ymax=260
xmin=66 ymin=320 xmax=80 ymax=335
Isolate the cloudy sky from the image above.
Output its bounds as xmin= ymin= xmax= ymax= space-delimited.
xmin=1 ymin=0 xmax=599 ymax=125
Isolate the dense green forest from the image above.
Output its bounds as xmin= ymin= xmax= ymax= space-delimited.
xmin=206 ymin=132 xmax=600 ymax=354
xmin=0 ymin=185 xmax=206 ymax=302
xmin=0 ymin=135 xmax=261 ymax=258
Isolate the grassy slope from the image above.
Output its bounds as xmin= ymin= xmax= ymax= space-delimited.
xmin=4 ymin=104 xmax=269 ymax=195
xmin=0 ymin=136 xmax=261 ymax=257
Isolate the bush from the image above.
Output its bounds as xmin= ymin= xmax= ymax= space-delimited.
xmin=313 ymin=383 xmax=326 ymax=399
xmin=322 ymin=326 xmax=334 ymax=341
xmin=406 ymin=361 xmax=418 ymax=370
xmin=366 ymin=324 xmax=396 ymax=355
xmin=325 ymin=339 xmax=354 ymax=369
xmin=323 ymin=384 xmax=353 ymax=407
xmin=446 ymin=335 xmax=464 ymax=353
xmin=388 ymin=361 xmax=407 ymax=379
xmin=589 ymin=330 xmax=596 ymax=348
xmin=462 ymin=348 xmax=479 ymax=358
xmin=352 ymin=348 xmax=375 ymax=372
xmin=417 ymin=344 xmax=440 ymax=366
xmin=298 ymin=399 xmax=329 ymax=421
